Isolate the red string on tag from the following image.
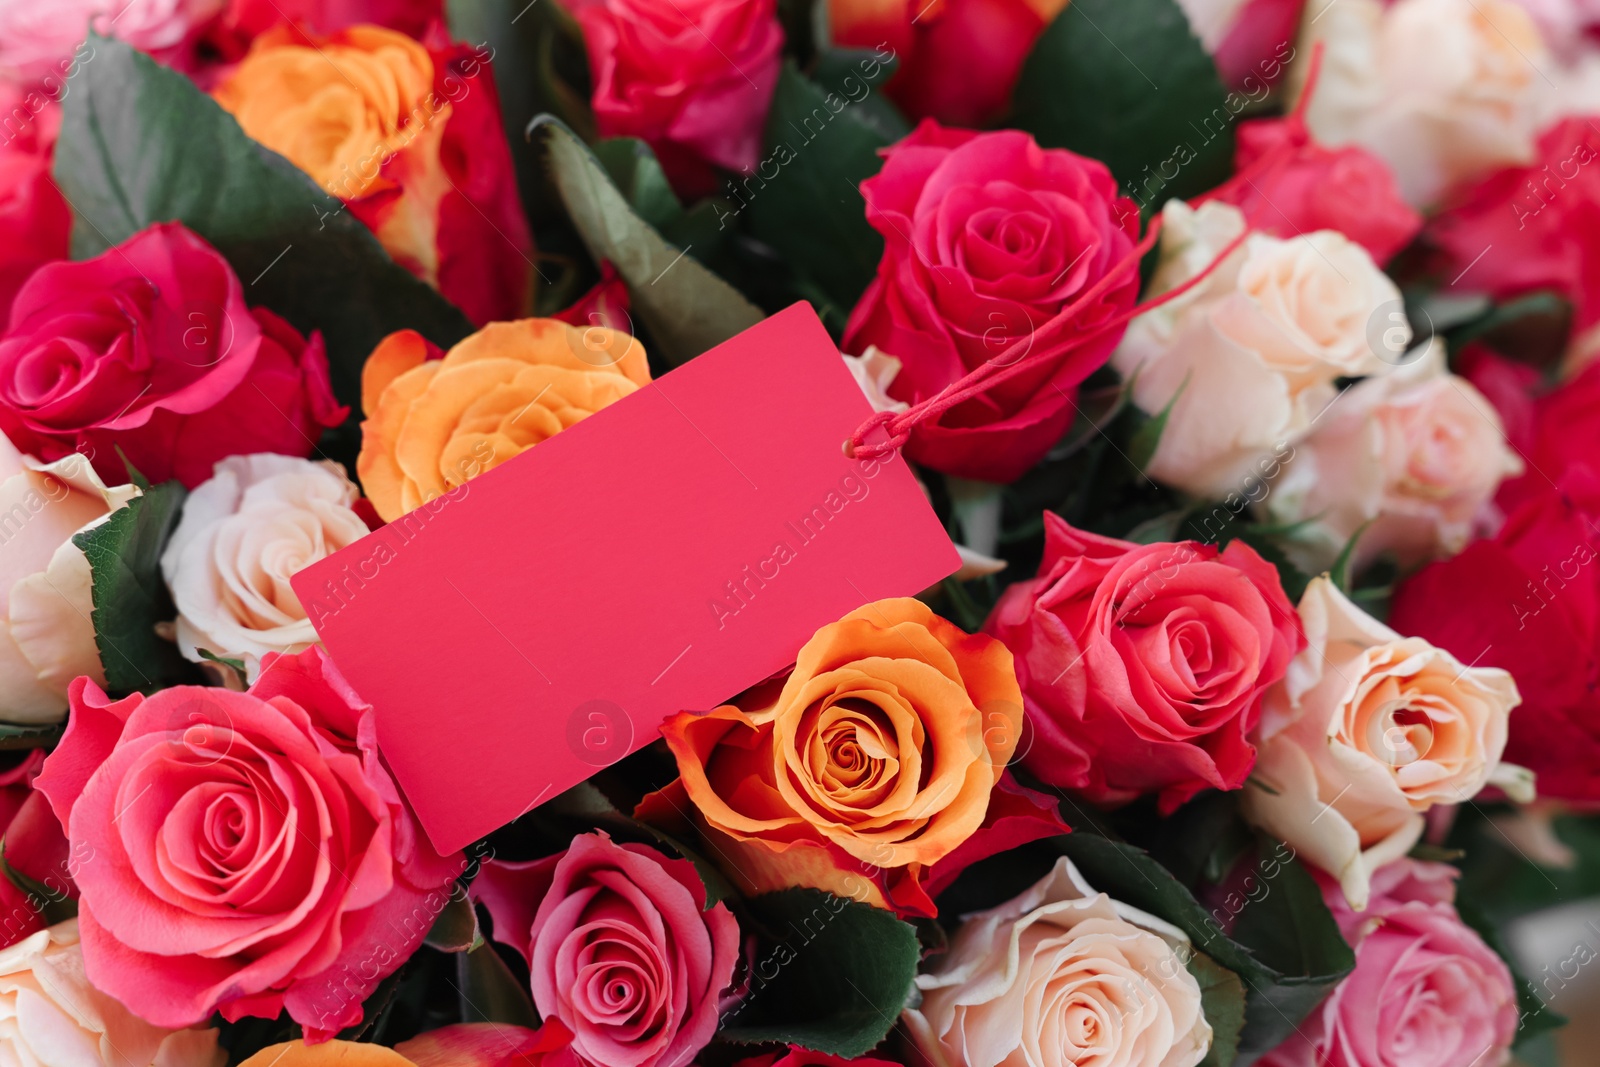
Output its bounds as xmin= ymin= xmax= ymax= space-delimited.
xmin=846 ymin=43 xmax=1328 ymax=463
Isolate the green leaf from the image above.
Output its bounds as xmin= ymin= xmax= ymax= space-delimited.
xmin=425 ymin=893 xmax=485 ymax=954
xmin=592 ymin=138 xmax=686 ymax=231
xmin=1012 ymin=0 xmax=1234 ymax=208
xmin=1127 ymin=371 xmax=1188 ymax=474
xmin=535 ymin=118 xmax=763 ymax=366
xmin=1328 ymin=520 xmax=1373 ymax=594
xmin=455 ymin=943 xmax=540 ymax=1028
xmin=1052 ymin=832 xmax=1353 ymax=1063
xmin=720 ymin=888 xmax=919 ymax=1056
xmin=0 ymin=842 xmax=74 ymax=926
xmin=1190 ymin=950 xmax=1246 ymax=1067
xmin=71 ymin=481 xmax=204 ymax=696
xmin=745 ymin=59 xmax=895 ymax=312
xmin=0 ymin=723 xmax=64 ymax=750
xmin=54 ymin=33 xmax=474 ymax=411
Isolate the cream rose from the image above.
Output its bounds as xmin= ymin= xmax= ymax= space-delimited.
xmin=1265 ymin=339 xmax=1523 ymax=571
xmin=1297 ymin=0 xmax=1550 ymax=206
xmin=1241 ymin=577 xmax=1529 ymax=910
xmin=1111 ymin=199 xmax=1399 ymax=500
xmin=0 ymin=438 xmax=136 ymax=723
xmin=904 ymin=856 xmax=1211 ymax=1067
xmin=160 ymin=453 xmax=368 ymax=682
xmin=0 ymin=919 xmax=224 ymax=1067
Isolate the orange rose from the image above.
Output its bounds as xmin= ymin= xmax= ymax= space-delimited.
xmin=652 ymin=598 xmax=1023 ymax=913
xmin=211 ymin=24 xmax=534 ymax=324
xmin=239 ymin=1026 xmax=569 ymax=1067
xmin=356 ymin=319 xmax=649 ymax=521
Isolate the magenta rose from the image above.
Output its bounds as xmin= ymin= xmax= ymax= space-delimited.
xmin=571 ymin=0 xmax=782 ymax=194
xmin=843 ymin=121 xmax=1141 ymax=482
xmin=473 ymin=831 xmax=739 ymax=1067
xmin=0 ymin=91 xmax=68 ymax=325
xmin=1259 ymin=859 xmax=1518 ymax=1067
xmin=0 ymin=221 xmax=345 ymax=488
xmin=734 ymin=1048 xmax=902 ymax=1067
xmin=33 ymin=646 xmax=463 ymax=1038
xmin=985 ymin=512 xmax=1303 ymax=812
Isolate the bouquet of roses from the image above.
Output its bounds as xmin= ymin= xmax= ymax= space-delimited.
xmin=2 ymin=0 xmax=1597 ymax=1064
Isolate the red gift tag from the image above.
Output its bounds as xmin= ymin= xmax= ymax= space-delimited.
xmin=293 ymin=303 xmax=960 ymax=854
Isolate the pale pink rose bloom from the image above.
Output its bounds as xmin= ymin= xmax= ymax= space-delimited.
xmin=904 ymin=856 xmax=1211 ymax=1067
xmin=1241 ymin=577 xmax=1529 ymax=909
xmin=1295 ymin=0 xmax=1550 ymax=206
xmin=1258 ymin=860 xmax=1518 ymax=1067
xmin=0 ymin=0 xmax=225 ymax=84
xmin=1266 ymin=339 xmax=1523 ymax=572
xmin=0 ymin=919 xmax=225 ymax=1067
xmin=1111 ymin=200 xmax=1399 ymax=500
xmin=0 ymin=437 xmax=137 ymax=723
xmin=160 ymin=454 xmax=369 ymax=682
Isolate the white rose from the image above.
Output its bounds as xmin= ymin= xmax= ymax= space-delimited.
xmin=160 ymin=454 xmax=368 ymax=682
xmin=905 ymin=856 xmax=1211 ymax=1067
xmin=1298 ymin=0 xmax=1551 ymax=206
xmin=1111 ymin=199 xmax=1400 ymax=500
xmin=1241 ymin=578 xmax=1529 ymax=909
xmin=1265 ymin=338 xmax=1523 ymax=571
xmin=0 ymin=919 xmax=223 ymax=1067
xmin=841 ymin=346 xmax=909 ymax=415
xmin=0 ymin=438 xmax=137 ymax=723
xmin=1175 ymin=0 xmax=1252 ymax=50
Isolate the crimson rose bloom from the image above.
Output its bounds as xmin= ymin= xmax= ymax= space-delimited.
xmin=1429 ymin=116 xmax=1600 ymax=333
xmin=843 ymin=122 xmax=1141 ymax=482
xmin=1391 ymin=466 xmax=1600 ymax=803
xmin=985 ymin=513 xmax=1303 ymax=811
xmin=0 ymin=222 xmax=344 ymax=488
xmin=734 ymin=1049 xmax=901 ymax=1067
xmin=473 ymin=832 xmax=739 ymax=1067
xmin=571 ymin=0 xmax=782 ymax=194
xmin=33 ymin=647 xmax=463 ymax=1037
xmin=1215 ymin=116 xmax=1421 ymax=265
xmin=0 ymin=91 xmax=68 ymax=325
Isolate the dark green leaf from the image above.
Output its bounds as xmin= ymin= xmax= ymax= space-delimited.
xmin=425 ymin=893 xmax=485 ymax=954
xmin=720 ymin=888 xmax=919 ymax=1056
xmin=592 ymin=138 xmax=687 ymax=230
xmin=1191 ymin=950 xmax=1246 ymax=1067
xmin=0 ymin=723 xmax=64 ymax=750
xmin=811 ymin=47 xmax=910 ymax=144
xmin=1328 ymin=520 xmax=1373 ymax=594
xmin=71 ymin=481 xmax=204 ymax=696
xmin=54 ymin=34 xmax=473 ymax=411
xmin=535 ymin=118 xmax=763 ymax=365
xmin=1012 ymin=0 xmax=1234 ymax=208
xmin=455 ymin=943 xmax=540 ymax=1028
xmin=1127 ymin=371 xmax=1188 ymax=474
xmin=745 ymin=59 xmax=895 ymax=312
xmin=0 ymin=843 xmax=74 ymax=926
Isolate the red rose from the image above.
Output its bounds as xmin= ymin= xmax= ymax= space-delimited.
xmin=0 ymin=222 xmax=345 ymax=488
xmin=831 ymin=0 xmax=1063 ymax=127
xmin=734 ymin=1048 xmax=901 ymax=1067
xmin=1390 ymin=467 xmax=1600 ymax=803
xmin=985 ymin=512 xmax=1303 ymax=811
xmin=33 ymin=647 xmax=464 ymax=1037
xmin=1468 ymin=352 xmax=1600 ymax=515
xmin=1429 ymin=116 xmax=1600 ymax=334
xmin=473 ymin=832 xmax=739 ymax=1067
xmin=1215 ymin=115 xmax=1421 ymax=265
xmin=843 ymin=122 xmax=1141 ymax=482
xmin=571 ymin=0 xmax=783 ymax=194
xmin=0 ymin=91 xmax=68 ymax=325
xmin=209 ymin=0 xmax=442 ymax=48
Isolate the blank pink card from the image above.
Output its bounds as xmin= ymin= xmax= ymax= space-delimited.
xmin=293 ymin=303 xmax=961 ymax=854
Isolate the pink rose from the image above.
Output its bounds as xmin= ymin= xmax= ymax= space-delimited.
xmin=734 ymin=1048 xmax=901 ymax=1067
xmin=0 ymin=90 xmax=68 ymax=325
xmin=571 ymin=0 xmax=782 ymax=193
xmin=33 ymin=646 xmax=464 ymax=1038
xmin=1214 ymin=115 xmax=1422 ymax=264
xmin=1259 ymin=860 xmax=1518 ymax=1067
xmin=0 ymin=222 xmax=345 ymax=488
xmin=985 ymin=512 xmax=1303 ymax=812
xmin=473 ymin=831 xmax=739 ymax=1067
xmin=210 ymin=0 xmax=443 ymax=46
xmin=0 ymin=0 xmax=224 ymax=84
xmin=843 ymin=121 xmax=1141 ymax=482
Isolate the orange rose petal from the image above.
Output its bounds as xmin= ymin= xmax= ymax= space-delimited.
xmin=362 ymin=330 xmax=441 ymax=416
xmin=661 ymin=707 xmax=806 ymax=836
xmin=394 ymin=1022 xmax=570 ymax=1067
xmin=358 ymin=359 xmax=443 ymax=521
xmin=239 ymin=1042 xmax=416 ymax=1067
xmin=392 ymin=359 xmax=528 ymax=500
xmin=698 ymin=821 xmax=890 ymax=907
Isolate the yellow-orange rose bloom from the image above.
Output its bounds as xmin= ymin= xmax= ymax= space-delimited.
xmin=657 ymin=597 xmax=1022 ymax=910
xmin=357 ymin=319 xmax=649 ymax=521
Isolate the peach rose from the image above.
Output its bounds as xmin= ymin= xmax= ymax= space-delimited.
xmin=654 ymin=598 xmax=1022 ymax=913
xmin=1266 ymin=339 xmax=1523 ymax=572
xmin=0 ymin=919 xmax=224 ymax=1067
xmin=0 ymin=439 xmax=137 ymax=722
xmin=238 ymin=1025 xmax=570 ymax=1067
xmin=904 ymin=855 xmax=1211 ymax=1067
xmin=211 ymin=24 xmax=533 ymax=324
xmin=356 ymin=320 xmax=649 ymax=521
xmin=1297 ymin=0 xmax=1549 ymax=206
xmin=160 ymin=454 xmax=370 ymax=681
xmin=1241 ymin=577 xmax=1528 ymax=909
xmin=1111 ymin=199 xmax=1399 ymax=499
